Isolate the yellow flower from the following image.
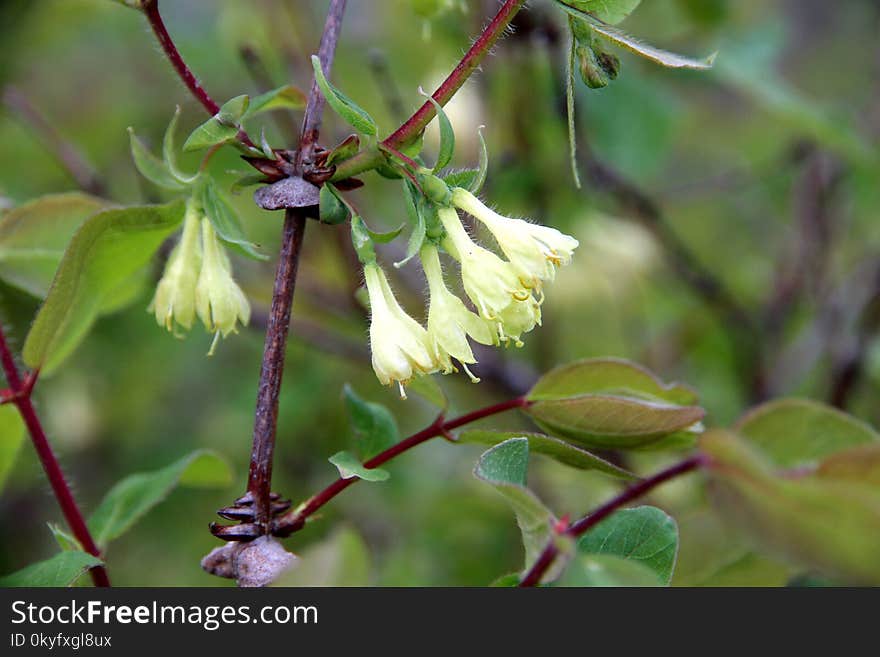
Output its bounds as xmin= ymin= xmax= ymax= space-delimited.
xmin=148 ymin=200 xmax=201 ymax=333
xmin=420 ymin=243 xmax=496 ymax=381
xmin=364 ymin=262 xmax=437 ymax=396
xmin=451 ymin=187 xmax=578 ymax=289
xmin=438 ymin=206 xmax=530 ymax=321
xmin=195 ymin=219 xmax=250 ymax=353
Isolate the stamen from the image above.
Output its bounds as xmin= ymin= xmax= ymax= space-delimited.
xmin=207 ymin=331 xmax=221 ymax=356
xmin=461 ymin=362 xmax=481 ymax=383
xmin=397 ymin=381 xmax=408 ymax=399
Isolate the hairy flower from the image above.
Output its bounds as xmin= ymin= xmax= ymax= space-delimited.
xmin=451 ymin=187 xmax=578 ymax=289
xmin=365 ymin=262 xmax=436 ymax=396
xmin=438 ymin=206 xmax=530 ymax=321
xmin=148 ymin=200 xmax=202 ymax=333
xmin=420 ymin=244 xmax=496 ymax=381
xmin=195 ymin=219 xmax=251 ymax=352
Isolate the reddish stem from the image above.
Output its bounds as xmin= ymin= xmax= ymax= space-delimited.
xmin=274 ymin=396 xmax=530 ymax=535
xmin=518 ymin=454 xmax=707 ymax=587
xmin=0 ymin=327 xmax=110 ymax=587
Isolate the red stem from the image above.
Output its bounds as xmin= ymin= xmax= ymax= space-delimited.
xmin=273 ymin=396 xmax=530 ymax=535
xmin=0 ymin=327 xmax=110 ymax=587
xmin=518 ymin=454 xmax=707 ymax=587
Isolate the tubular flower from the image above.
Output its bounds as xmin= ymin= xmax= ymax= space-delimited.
xmin=195 ymin=219 xmax=251 ymax=353
xmin=149 ymin=200 xmax=201 ymax=333
xmin=364 ymin=262 xmax=437 ymax=396
xmin=495 ymin=292 xmax=542 ymax=347
xmin=451 ymin=187 xmax=579 ymax=289
xmin=420 ymin=243 xmax=496 ymax=381
xmin=438 ymin=206 xmax=530 ymax=321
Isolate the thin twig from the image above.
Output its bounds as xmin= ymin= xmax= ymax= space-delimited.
xmin=246 ymin=0 xmax=349 ymax=533
xmin=519 ymin=454 xmax=706 ymax=587
xmin=3 ymin=86 xmax=106 ymax=197
xmin=0 ymin=326 xmax=110 ymax=587
xmin=273 ymin=396 xmax=530 ymax=536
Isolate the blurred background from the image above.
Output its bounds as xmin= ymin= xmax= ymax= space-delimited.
xmin=0 ymin=0 xmax=878 ymax=585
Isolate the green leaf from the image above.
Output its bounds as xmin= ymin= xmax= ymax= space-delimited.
xmin=245 ymin=85 xmax=307 ymax=117
xmin=0 ymin=193 xmax=108 ymax=298
xmin=0 ymin=406 xmax=25 ymax=493
xmin=325 ymin=135 xmax=361 ymax=167
xmin=474 ymin=438 xmax=563 ymax=581
xmin=558 ymin=554 xmax=663 ymax=587
xmin=319 ymin=185 xmax=350 ymax=225
xmin=197 ymin=176 xmax=266 ymax=260
xmin=556 ymin=2 xmax=717 ymax=69
xmin=405 ymin=375 xmax=448 ymax=411
xmin=701 ymin=429 xmax=880 ymax=585
xmin=129 ymin=127 xmax=189 ymax=190
xmin=566 ymin=33 xmax=582 ymax=188
xmin=577 ymin=506 xmax=678 ymax=584
xmin=162 ymin=106 xmax=198 ymax=185
xmin=48 ymin=523 xmax=82 ymax=552
xmin=459 ymin=430 xmax=636 ymax=480
xmin=394 ymin=181 xmax=427 ymax=268
xmin=183 ymin=96 xmax=250 ymax=152
xmin=525 ymin=358 xmax=704 ymax=450
xmin=419 ymin=88 xmax=455 ymax=172
xmin=470 ymin=126 xmax=489 ymax=194
xmin=88 ymin=449 xmax=231 ymax=548
xmin=442 ymin=169 xmax=478 ymax=190
xmin=569 ymin=0 xmax=642 ymax=25
xmin=343 ymin=384 xmax=400 ymax=460
xmin=23 ymin=201 xmax=186 ymax=373
xmin=273 ymin=526 xmax=371 ymax=587
xmin=735 ymin=398 xmax=880 ymax=469
xmin=0 ymin=551 xmax=102 ymax=587
xmin=329 ymin=450 xmax=390 ymax=482
xmin=311 ymin=55 xmax=378 ymax=136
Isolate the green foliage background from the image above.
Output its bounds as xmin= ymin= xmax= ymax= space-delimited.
xmin=1 ymin=0 xmax=879 ymax=585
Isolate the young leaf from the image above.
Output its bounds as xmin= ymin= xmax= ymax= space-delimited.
xmin=0 ymin=406 xmax=25 ymax=494
xmin=245 ymin=85 xmax=307 ymax=117
xmin=162 ymin=106 xmax=198 ymax=184
xmin=0 ymin=192 xmax=107 ymax=297
xmin=0 ymin=551 xmax=103 ymax=587
xmin=319 ymin=185 xmax=350 ymax=225
xmin=129 ymin=128 xmax=188 ymax=190
xmin=816 ymin=444 xmax=880 ymax=486
xmin=566 ymin=32 xmax=582 ymax=188
xmin=23 ymin=201 xmax=186 ymax=373
xmin=701 ymin=429 xmax=880 ymax=585
xmin=557 ymin=554 xmax=663 ymax=587
xmin=458 ymin=430 xmax=636 ymax=480
xmin=329 ymin=450 xmax=390 ymax=482
xmin=735 ymin=398 xmax=880 ymax=468
xmin=325 ymin=134 xmax=361 ymax=167
xmin=183 ymin=96 xmax=250 ymax=152
xmin=556 ymin=2 xmax=717 ymax=70
xmin=48 ymin=523 xmax=82 ymax=552
xmin=470 ymin=126 xmax=489 ymax=194
xmin=344 ymin=384 xmax=400 ymax=460
xmin=525 ymin=358 xmax=704 ymax=450
xmin=88 ymin=449 xmax=232 ymax=548
xmin=394 ymin=181 xmax=427 ymax=268
xmin=474 ymin=438 xmax=563 ymax=581
xmin=197 ymin=176 xmax=267 ymax=260
xmin=569 ymin=0 xmax=642 ymax=25
xmin=442 ymin=169 xmax=478 ymax=190
xmin=311 ymin=55 xmax=378 ymax=136
xmin=577 ymin=506 xmax=679 ymax=584
xmin=419 ymin=87 xmax=455 ymax=172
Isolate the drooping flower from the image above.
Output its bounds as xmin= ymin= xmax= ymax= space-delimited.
xmin=364 ymin=261 xmax=437 ymax=396
xmin=149 ymin=199 xmax=202 ymax=333
xmin=420 ymin=243 xmax=496 ymax=381
xmin=195 ymin=219 xmax=251 ymax=353
xmin=496 ymin=292 xmax=542 ymax=347
xmin=437 ymin=206 xmax=530 ymax=321
xmin=451 ymin=187 xmax=579 ymax=289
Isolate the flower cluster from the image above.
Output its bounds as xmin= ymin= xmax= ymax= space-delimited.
xmin=364 ymin=186 xmax=578 ymax=396
xmin=149 ymin=199 xmax=250 ymax=353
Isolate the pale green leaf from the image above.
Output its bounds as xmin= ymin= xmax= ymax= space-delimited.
xmin=0 ymin=551 xmax=102 ymax=587
xmin=183 ymin=96 xmax=249 ymax=152
xmin=458 ymin=430 xmax=636 ymax=480
xmin=88 ymin=449 xmax=232 ymax=548
xmin=0 ymin=193 xmax=107 ymax=298
xmin=0 ymin=405 xmax=25 ymax=493
xmin=343 ymin=384 xmax=399 ymax=460
xmin=23 ymin=201 xmax=186 ymax=373
xmin=420 ymin=88 xmax=455 ymax=172
xmin=558 ymin=553 xmax=663 ymax=587
xmin=245 ymin=85 xmax=307 ymax=117
xmin=129 ymin=127 xmax=189 ymax=190
xmin=570 ymin=0 xmax=642 ymax=25
xmin=329 ymin=450 xmax=390 ymax=482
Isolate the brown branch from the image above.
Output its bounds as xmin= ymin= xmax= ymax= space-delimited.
xmin=245 ymin=0 xmax=348 ymax=533
xmin=0 ymin=326 xmax=110 ymax=587
xmin=3 ymin=86 xmax=106 ymax=197
xmin=519 ymin=454 xmax=706 ymax=587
